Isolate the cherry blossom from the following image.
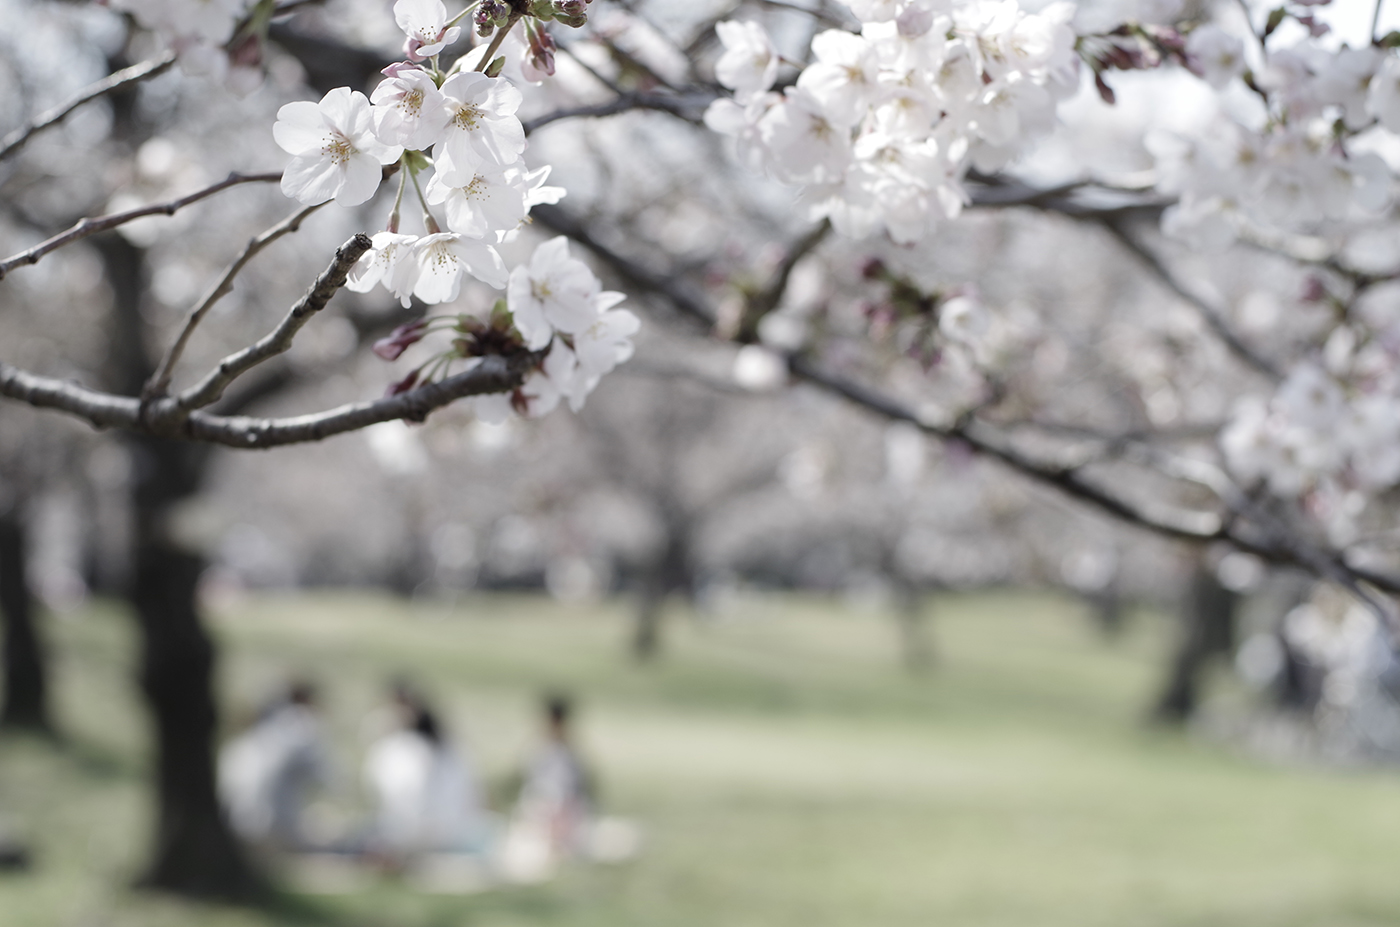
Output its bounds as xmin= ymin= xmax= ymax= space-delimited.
xmin=713 ymin=20 xmax=779 ymax=103
xmin=346 ymin=232 xmax=420 ymax=308
xmin=507 ymin=237 xmax=607 ymax=349
xmin=1184 ymin=24 xmax=1244 ymax=90
xmin=434 ymin=72 xmax=526 ymax=183
xmin=568 ymin=301 xmax=639 ymax=404
xmin=408 ymin=232 xmax=508 ymax=302
xmin=394 ymin=0 xmax=463 ymax=61
xmin=1369 ymin=55 xmax=1400 ymax=134
xmin=707 ymin=0 xmax=1076 ymax=243
xmin=370 ymin=65 xmax=449 ymax=151
xmin=424 ymin=165 xmax=530 ymax=239
xmin=275 ymin=88 xmax=402 ymax=206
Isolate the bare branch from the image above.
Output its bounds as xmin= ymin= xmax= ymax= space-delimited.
xmin=1098 ymin=218 xmax=1283 ymax=380
xmin=145 ymin=202 xmax=327 ymax=398
xmin=531 ymin=202 xmax=1400 ymax=597
xmin=0 ymin=171 xmax=282 ymax=281
xmin=0 ymin=352 xmax=536 ymax=449
xmin=177 ymin=233 xmax=372 ymax=410
xmin=0 ymin=53 xmax=177 ymax=163
xmin=966 ymin=173 xmax=1171 ymax=219
xmin=523 ymin=92 xmax=711 ymax=135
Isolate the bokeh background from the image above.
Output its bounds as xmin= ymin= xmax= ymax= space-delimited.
xmin=5 ymin=0 xmax=1400 ymax=924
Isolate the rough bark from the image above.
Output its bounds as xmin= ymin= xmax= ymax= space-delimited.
xmin=0 ymin=501 xmax=51 ymax=734
xmin=96 ymin=234 xmax=266 ymax=899
xmin=130 ymin=525 xmax=263 ymax=899
xmin=1152 ymin=560 xmax=1239 ymax=723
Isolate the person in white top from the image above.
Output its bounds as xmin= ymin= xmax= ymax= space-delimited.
xmin=363 ymin=683 xmax=487 ymax=864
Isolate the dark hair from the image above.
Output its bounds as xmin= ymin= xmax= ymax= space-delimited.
xmin=412 ymin=705 xmax=442 ymax=744
xmin=287 ymin=680 xmax=317 ymax=706
xmin=545 ymin=692 xmax=573 ymax=726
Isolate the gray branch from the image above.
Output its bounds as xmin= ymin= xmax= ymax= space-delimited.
xmin=1098 ymin=218 xmax=1283 ymax=380
xmin=0 ymin=352 xmax=536 ymax=449
xmin=145 ymin=202 xmax=327 ymax=398
xmin=0 ymin=171 xmax=282 ymax=281
xmin=523 ymin=92 xmax=713 ymax=135
xmin=177 ymin=233 xmax=372 ymax=410
xmin=531 ymin=203 xmax=1400 ymax=598
xmin=0 ymin=53 xmax=177 ymax=163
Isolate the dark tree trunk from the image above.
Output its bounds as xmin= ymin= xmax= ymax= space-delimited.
xmin=95 ymin=234 xmax=266 ymax=899
xmin=1153 ymin=560 xmax=1239 ymax=723
xmin=0 ymin=502 xmax=51 ymax=734
xmin=632 ymin=520 xmax=692 ymax=662
xmin=1088 ymin=585 xmax=1126 ymax=639
xmin=893 ymin=583 xmax=933 ymax=675
xmin=131 ymin=532 xmax=263 ymax=899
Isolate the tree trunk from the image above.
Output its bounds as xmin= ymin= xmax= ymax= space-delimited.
xmin=131 ymin=532 xmax=264 ymax=899
xmin=632 ymin=585 xmax=664 ymax=662
xmin=1152 ymin=560 xmax=1239 ymax=723
xmin=95 ymin=233 xmax=266 ymax=899
xmin=1088 ymin=585 xmax=1126 ymax=639
xmin=632 ymin=520 xmax=692 ymax=662
xmin=893 ymin=584 xmax=933 ymax=675
xmin=0 ymin=502 xmax=51 ymax=734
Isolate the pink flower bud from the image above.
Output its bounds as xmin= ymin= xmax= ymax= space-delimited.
xmin=385 ymin=369 xmax=420 ymax=396
xmin=1300 ymin=275 xmax=1327 ymax=303
xmin=373 ymin=320 xmax=430 ymax=361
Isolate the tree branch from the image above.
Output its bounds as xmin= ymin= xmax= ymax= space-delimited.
xmin=145 ymin=201 xmax=327 ymax=398
xmin=0 ymin=53 xmax=177 ymax=163
xmin=531 ymin=202 xmax=1400 ymax=598
xmin=1098 ymin=218 xmax=1283 ymax=380
xmin=523 ymin=92 xmax=711 ymax=135
xmin=0 ymin=171 xmax=282 ymax=281
xmin=177 ymin=233 xmax=372 ymax=410
xmin=0 ymin=352 xmax=536 ymax=449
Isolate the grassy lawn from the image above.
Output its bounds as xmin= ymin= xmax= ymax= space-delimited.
xmin=2 ymin=590 xmax=1399 ymax=926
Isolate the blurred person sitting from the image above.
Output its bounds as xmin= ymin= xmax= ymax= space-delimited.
xmin=219 ymin=679 xmax=330 ymax=850
xmin=501 ymin=692 xmax=642 ymax=881
xmin=363 ymin=682 xmax=488 ymax=865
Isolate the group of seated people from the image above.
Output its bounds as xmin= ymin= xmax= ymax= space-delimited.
xmin=218 ymin=680 xmax=625 ymax=883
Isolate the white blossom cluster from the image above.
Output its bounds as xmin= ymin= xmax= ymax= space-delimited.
xmin=266 ymin=0 xmax=636 ymax=420
xmin=1156 ymin=29 xmax=1400 ymax=248
xmin=1222 ymin=327 xmax=1400 ymax=542
xmin=704 ymin=0 xmax=1078 ymax=243
xmin=486 ymin=236 xmax=640 ymax=421
xmin=111 ymin=0 xmax=264 ymax=92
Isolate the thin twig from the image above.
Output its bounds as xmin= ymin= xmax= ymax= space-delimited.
xmin=0 ymin=171 xmax=282 ymax=281
xmin=178 ymin=233 xmax=372 ymax=410
xmin=145 ymin=202 xmax=326 ymax=398
xmin=474 ymin=15 xmax=520 ymax=72
xmin=0 ymin=53 xmax=177 ymax=163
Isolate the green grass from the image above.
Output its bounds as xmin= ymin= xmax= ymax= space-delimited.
xmin=2 ymin=590 xmax=1399 ymax=927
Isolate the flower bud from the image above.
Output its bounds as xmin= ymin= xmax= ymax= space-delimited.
xmin=554 ymin=0 xmax=588 ymax=27
xmin=895 ymin=5 xmax=932 ymax=37
xmin=1299 ymin=275 xmax=1327 ymax=303
xmin=373 ymin=319 xmax=430 ymax=361
xmin=527 ymin=26 xmax=557 ymax=77
xmin=385 ymin=369 xmax=420 ymax=397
